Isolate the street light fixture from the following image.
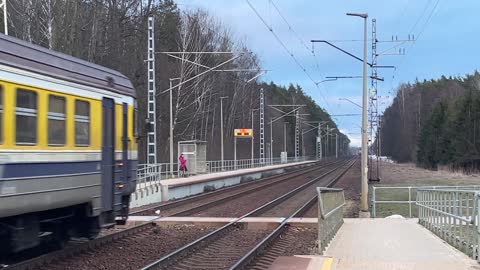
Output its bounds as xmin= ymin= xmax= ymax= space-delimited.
xmin=346 ymin=12 xmax=369 ymax=213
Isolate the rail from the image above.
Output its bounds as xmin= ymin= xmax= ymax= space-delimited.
xmin=140 ymin=159 xmax=355 ymax=270
xmin=317 ymin=187 xmax=345 ymax=254
xmin=417 ymin=188 xmax=480 ymax=261
xmin=371 ymin=185 xmax=480 ymax=218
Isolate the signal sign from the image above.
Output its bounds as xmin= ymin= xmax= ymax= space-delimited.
xmin=234 ymin=128 xmax=253 ymax=137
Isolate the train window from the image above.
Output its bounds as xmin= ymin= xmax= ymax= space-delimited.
xmin=75 ymin=100 xmax=90 ymax=146
xmin=0 ymin=87 xmax=2 ymax=144
xmin=16 ymin=89 xmax=37 ymax=144
xmin=48 ymin=95 xmax=66 ymax=145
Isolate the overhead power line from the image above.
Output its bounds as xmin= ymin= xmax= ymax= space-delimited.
xmin=269 ymin=0 xmax=322 ymax=72
xmin=391 ymin=0 xmax=441 ymax=89
xmin=245 ymin=0 xmax=331 ymax=111
xmin=269 ymin=0 xmax=311 ymax=52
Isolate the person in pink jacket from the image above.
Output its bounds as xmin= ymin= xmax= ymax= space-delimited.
xmin=179 ymin=154 xmax=188 ymax=177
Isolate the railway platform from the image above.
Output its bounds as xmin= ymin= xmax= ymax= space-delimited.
xmin=131 ymin=159 xmax=317 ymax=207
xmin=267 ymin=218 xmax=478 ymax=270
xmin=321 ymin=218 xmax=477 ymax=270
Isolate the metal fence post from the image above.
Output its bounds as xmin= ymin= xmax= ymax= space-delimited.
xmin=372 ymin=186 xmax=376 ymax=218
xmin=408 ymin=187 xmax=412 ymax=218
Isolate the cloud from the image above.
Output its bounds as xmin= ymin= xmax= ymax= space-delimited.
xmin=175 ymin=0 xmax=480 ymax=148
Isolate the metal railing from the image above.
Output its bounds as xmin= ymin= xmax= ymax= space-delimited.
xmin=417 ymin=188 xmax=480 ymax=261
xmin=371 ymin=185 xmax=480 ymax=218
xmin=136 ymin=163 xmax=179 ymax=190
xmin=205 ymin=156 xmax=312 ymax=173
xmin=317 ymin=187 xmax=345 ymax=254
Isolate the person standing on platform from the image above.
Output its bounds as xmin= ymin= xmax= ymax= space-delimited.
xmin=179 ymin=154 xmax=188 ymax=177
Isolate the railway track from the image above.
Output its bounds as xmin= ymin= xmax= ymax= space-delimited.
xmin=131 ymin=160 xmax=337 ymax=216
xmin=3 ymin=159 xmax=340 ymax=270
xmin=140 ymin=158 xmax=356 ymax=270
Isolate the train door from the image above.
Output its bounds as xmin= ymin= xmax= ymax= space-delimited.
xmin=121 ymin=103 xmax=129 ymax=191
xmin=101 ymin=98 xmax=115 ymax=212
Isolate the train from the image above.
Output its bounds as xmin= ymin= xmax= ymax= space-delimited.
xmin=0 ymin=33 xmax=138 ymax=254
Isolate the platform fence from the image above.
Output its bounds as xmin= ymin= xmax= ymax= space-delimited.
xmin=416 ymin=188 xmax=480 ymax=261
xmin=136 ymin=156 xmax=316 ymax=189
xmin=205 ymin=156 xmax=312 ymax=173
xmin=317 ymin=187 xmax=345 ymax=255
xmin=371 ymin=185 xmax=480 ymax=218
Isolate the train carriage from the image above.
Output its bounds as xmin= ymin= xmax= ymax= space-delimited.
xmin=0 ymin=34 xmax=138 ymax=253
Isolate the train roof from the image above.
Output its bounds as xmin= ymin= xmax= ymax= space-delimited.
xmin=0 ymin=33 xmax=135 ymax=97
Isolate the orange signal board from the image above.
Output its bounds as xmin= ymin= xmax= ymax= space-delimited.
xmin=234 ymin=128 xmax=253 ymax=137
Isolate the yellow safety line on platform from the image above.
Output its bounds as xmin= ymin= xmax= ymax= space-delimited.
xmin=321 ymin=257 xmax=333 ymax=270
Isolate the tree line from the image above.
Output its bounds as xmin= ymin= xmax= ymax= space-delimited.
xmin=1 ymin=0 xmax=348 ymax=163
xmin=380 ymin=72 xmax=480 ymax=172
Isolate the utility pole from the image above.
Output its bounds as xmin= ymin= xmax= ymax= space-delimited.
xmin=169 ymin=79 xmax=174 ymax=176
xmin=220 ymin=96 xmax=228 ymax=170
xmin=347 ymin=12 xmax=369 ymax=212
xmin=251 ymin=109 xmax=255 ymax=166
xmin=326 ymin=124 xmax=329 ymax=158
xmin=369 ymin=18 xmax=379 ymax=181
xmin=259 ymin=88 xmax=265 ymax=164
xmin=295 ymin=110 xmax=300 ymax=160
xmin=169 ymin=78 xmax=181 ymax=176
xmin=270 ymin=119 xmax=273 ymax=164
xmin=146 ymin=17 xmax=157 ymax=165
xmin=283 ymin=122 xmax=288 ymax=152
xmin=234 ymin=136 xmax=237 ymax=169
xmin=336 ymin=133 xmax=339 ymax=158
xmin=317 ymin=123 xmax=322 ymax=160
xmin=301 ymin=129 xmax=305 ymax=157
xmin=1 ymin=0 xmax=7 ymax=35
xmin=267 ymin=105 xmax=304 ymax=162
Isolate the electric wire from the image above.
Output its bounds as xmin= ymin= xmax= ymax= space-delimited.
xmin=268 ymin=0 xmax=323 ymax=80
xmin=390 ymin=0 xmax=441 ymax=92
xmin=245 ymin=0 xmax=332 ymax=112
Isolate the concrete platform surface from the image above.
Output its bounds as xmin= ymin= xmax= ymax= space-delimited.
xmin=326 ymin=218 xmax=479 ymax=270
xmin=269 ymin=256 xmax=332 ymax=270
xmin=161 ymin=160 xmax=315 ymax=188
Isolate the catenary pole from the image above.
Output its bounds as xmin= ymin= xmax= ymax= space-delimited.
xmin=220 ymin=96 xmax=228 ymax=170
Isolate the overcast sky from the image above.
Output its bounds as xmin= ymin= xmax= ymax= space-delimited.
xmin=178 ymin=0 xmax=480 ymax=146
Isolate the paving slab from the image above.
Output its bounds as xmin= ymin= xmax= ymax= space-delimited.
xmin=326 ymin=218 xmax=479 ymax=270
xmin=269 ymin=256 xmax=332 ymax=270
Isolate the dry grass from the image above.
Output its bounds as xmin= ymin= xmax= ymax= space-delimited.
xmin=370 ymin=161 xmax=480 ymax=218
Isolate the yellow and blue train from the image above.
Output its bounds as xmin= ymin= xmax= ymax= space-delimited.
xmin=0 ymin=34 xmax=138 ymax=253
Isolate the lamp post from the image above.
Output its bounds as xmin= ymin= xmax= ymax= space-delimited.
xmin=347 ymin=12 xmax=369 ymax=212
xmin=220 ymin=96 xmax=228 ymax=170
xmin=169 ymin=77 xmax=181 ymax=177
